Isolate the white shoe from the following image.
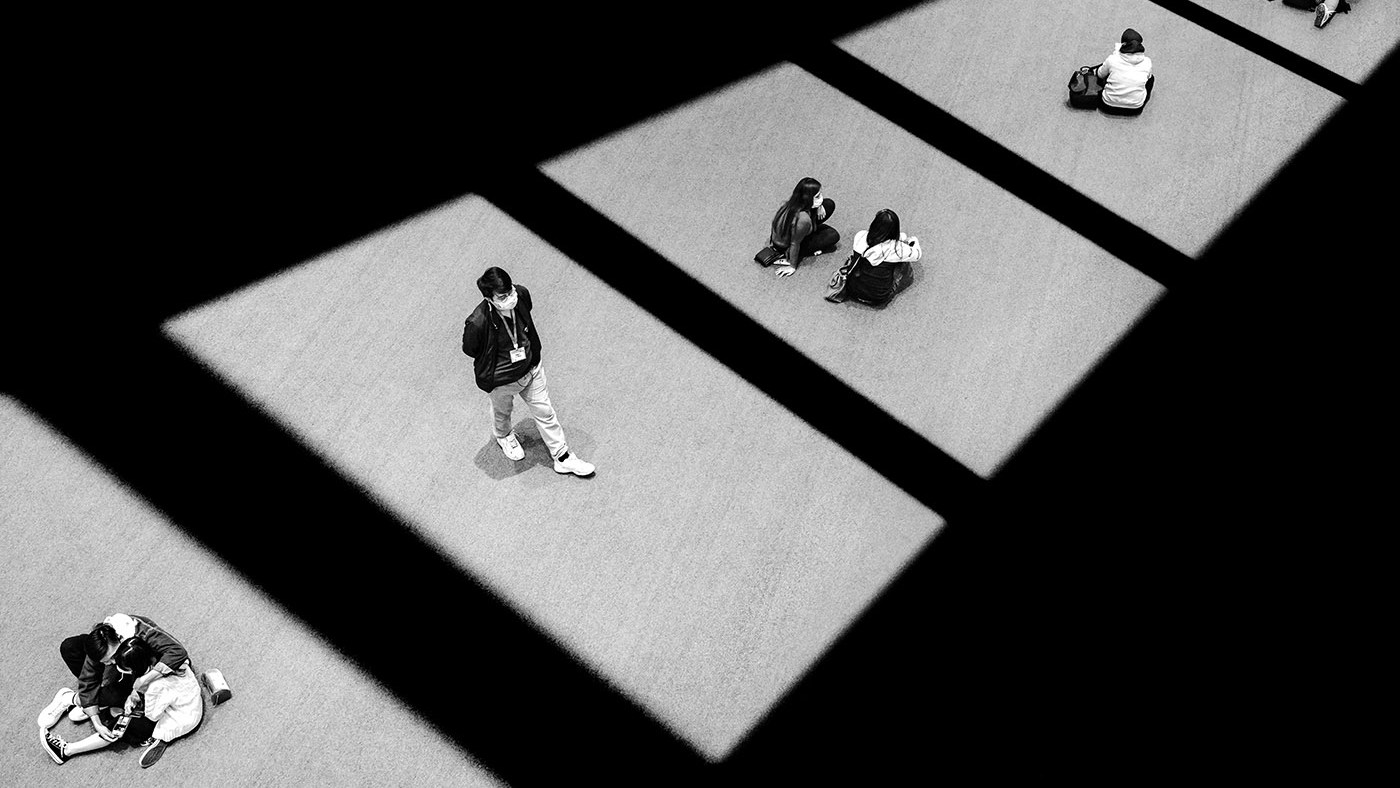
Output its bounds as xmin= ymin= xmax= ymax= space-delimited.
xmin=38 ymin=688 xmax=75 ymax=729
xmin=495 ymin=433 xmax=524 ymax=461
xmin=67 ymin=704 xmax=88 ymax=724
xmin=553 ymin=452 xmax=595 ymax=477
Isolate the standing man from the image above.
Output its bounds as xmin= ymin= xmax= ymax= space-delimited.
xmin=462 ymin=266 xmax=595 ymax=477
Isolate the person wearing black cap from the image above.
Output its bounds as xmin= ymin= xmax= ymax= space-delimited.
xmin=1096 ymin=29 xmax=1154 ymax=116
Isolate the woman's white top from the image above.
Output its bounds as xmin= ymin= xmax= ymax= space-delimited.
xmin=143 ymin=661 xmax=204 ymax=741
xmin=853 ymin=230 xmax=923 ymax=265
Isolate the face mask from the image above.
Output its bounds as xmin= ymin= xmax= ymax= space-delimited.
xmin=493 ymin=291 xmax=518 ymax=311
xmin=812 ymin=192 xmax=823 ymax=208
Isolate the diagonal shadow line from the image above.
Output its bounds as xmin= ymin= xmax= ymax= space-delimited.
xmin=1150 ymin=0 xmax=1358 ymax=99
xmin=793 ymin=42 xmax=1193 ymax=288
xmin=141 ymin=167 xmax=480 ymax=324
xmin=488 ymin=0 xmax=935 ymax=165
xmin=475 ymin=164 xmax=991 ymax=525
xmin=4 ymin=10 xmax=1387 ymax=786
xmin=716 ymin=40 xmax=1399 ymax=786
xmin=87 ymin=3 xmax=938 ymax=326
xmin=6 ymin=328 xmax=710 ymax=786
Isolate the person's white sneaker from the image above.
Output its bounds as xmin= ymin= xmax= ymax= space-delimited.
xmin=67 ymin=705 xmax=87 ymax=724
xmin=496 ymin=433 xmax=525 ymax=461
xmin=38 ymin=688 xmax=75 ymax=729
xmin=553 ymin=452 xmax=595 ymax=477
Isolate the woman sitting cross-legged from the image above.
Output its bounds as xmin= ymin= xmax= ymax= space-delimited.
xmin=827 ymin=208 xmax=921 ymax=306
xmin=768 ymin=176 xmax=840 ymax=278
xmin=40 ymin=636 xmax=204 ymax=769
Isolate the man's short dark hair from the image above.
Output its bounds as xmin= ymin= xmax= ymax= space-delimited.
xmin=477 ymin=267 xmax=513 ymax=299
xmin=84 ymin=623 xmax=120 ymax=663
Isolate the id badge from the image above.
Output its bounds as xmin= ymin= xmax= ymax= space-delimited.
xmin=509 ymin=347 xmax=527 ymax=363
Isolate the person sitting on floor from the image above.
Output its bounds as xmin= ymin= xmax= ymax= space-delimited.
xmin=1097 ymin=28 xmax=1155 ymax=116
xmin=40 ymin=636 xmax=204 ymax=769
xmin=768 ymin=176 xmax=840 ymax=278
xmin=826 ymin=208 xmax=921 ymax=307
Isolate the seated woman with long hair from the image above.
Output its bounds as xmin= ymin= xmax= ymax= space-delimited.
xmin=41 ymin=636 xmax=204 ymax=769
xmin=830 ymin=208 xmax=921 ymax=306
xmin=769 ymin=176 xmax=839 ymax=278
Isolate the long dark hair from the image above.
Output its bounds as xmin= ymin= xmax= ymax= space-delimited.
xmin=865 ymin=208 xmax=901 ymax=247
xmin=772 ymin=177 xmax=822 ymax=241
xmin=113 ymin=636 xmax=155 ymax=677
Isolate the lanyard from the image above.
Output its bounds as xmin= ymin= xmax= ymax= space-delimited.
xmin=500 ymin=311 xmax=521 ymax=349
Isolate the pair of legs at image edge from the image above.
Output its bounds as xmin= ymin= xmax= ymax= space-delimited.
xmin=491 ymin=363 xmax=594 ymax=476
xmin=1313 ymin=1 xmax=1352 ymax=28
xmin=1274 ymin=0 xmax=1353 ymax=27
xmin=38 ymin=637 xmax=190 ymax=769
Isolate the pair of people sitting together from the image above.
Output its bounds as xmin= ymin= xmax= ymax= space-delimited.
xmin=764 ymin=176 xmax=921 ymax=307
xmin=38 ymin=614 xmax=203 ymax=769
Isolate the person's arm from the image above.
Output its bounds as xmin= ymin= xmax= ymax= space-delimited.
xmin=1097 ymin=55 xmax=1111 ymax=80
xmin=133 ymin=634 xmax=189 ymax=692
xmin=462 ymin=315 xmax=482 ymax=357
xmin=777 ymin=213 xmax=813 ymax=275
xmin=89 ymin=715 xmax=115 ymax=740
xmin=132 ymin=667 xmax=164 ymax=692
xmin=75 ymin=656 xmax=105 ymax=718
xmin=890 ymin=235 xmax=923 ymax=262
xmin=78 ymin=666 xmax=114 ymax=738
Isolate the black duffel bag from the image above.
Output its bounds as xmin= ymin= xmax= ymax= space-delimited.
xmin=1068 ymin=63 xmax=1104 ymax=109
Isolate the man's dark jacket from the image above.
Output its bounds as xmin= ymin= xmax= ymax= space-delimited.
xmin=461 ymin=285 xmax=542 ymax=392
xmin=76 ymin=614 xmax=190 ymax=709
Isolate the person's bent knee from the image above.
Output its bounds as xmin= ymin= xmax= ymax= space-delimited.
xmin=60 ymin=636 xmax=87 ymax=676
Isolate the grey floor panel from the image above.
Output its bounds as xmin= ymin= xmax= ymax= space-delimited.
xmin=1195 ymin=0 xmax=1400 ymax=82
xmin=160 ymin=197 xmax=943 ymax=758
xmin=0 ymin=396 xmax=504 ymax=787
xmin=838 ymin=0 xmax=1347 ymax=257
xmin=542 ymin=64 xmax=1163 ymax=477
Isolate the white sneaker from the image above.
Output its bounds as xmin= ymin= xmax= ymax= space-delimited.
xmin=495 ymin=433 xmax=524 ymax=461
xmin=38 ymin=688 xmax=75 ymax=729
xmin=553 ymin=452 xmax=595 ymax=477
xmin=67 ymin=705 xmax=88 ymax=724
